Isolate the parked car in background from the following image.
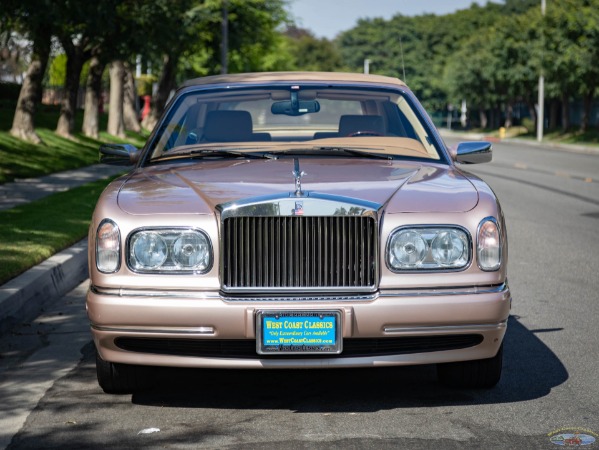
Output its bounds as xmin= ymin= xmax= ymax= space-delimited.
xmin=88 ymin=72 xmax=510 ymax=393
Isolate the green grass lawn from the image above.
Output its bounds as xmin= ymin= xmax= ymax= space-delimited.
xmin=0 ymin=176 xmax=119 ymax=284
xmin=0 ymin=103 xmax=148 ymax=184
xmin=0 ymin=102 xmax=147 ymax=284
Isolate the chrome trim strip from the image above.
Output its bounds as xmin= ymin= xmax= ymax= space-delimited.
xmin=91 ymin=324 xmax=215 ymax=335
xmin=217 ymin=192 xmax=381 ymax=219
xmin=379 ymin=282 xmax=508 ymax=298
xmin=222 ymin=286 xmax=379 ymax=295
xmin=90 ymin=285 xmax=221 ymax=299
xmin=223 ymin=294 xmax=378 ymax=303
xmin=90 ymin=282 xmax=508 ymax=299
xmin=384 ymin=321 xmax=507 ymax=334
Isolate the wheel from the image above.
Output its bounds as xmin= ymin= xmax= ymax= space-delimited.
xmin=437 ymin=343 xmax=503 ymax=389
xmin=95 ymin=351 xmax=157 ymax=394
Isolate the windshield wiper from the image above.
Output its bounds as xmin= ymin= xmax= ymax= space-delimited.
xmin=313 ymin=146 xmax=393 ymax=160
xmin=152 ymin=149 xmax=277 ymax=162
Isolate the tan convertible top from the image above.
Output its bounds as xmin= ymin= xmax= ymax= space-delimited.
xmin=181 ymin=71 xmax=407 ymax=89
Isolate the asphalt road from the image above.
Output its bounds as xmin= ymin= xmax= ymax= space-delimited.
xmin=1 ymin=139 xmax=598 ymax=449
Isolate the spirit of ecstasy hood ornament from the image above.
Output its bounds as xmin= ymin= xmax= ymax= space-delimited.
xmin=292 ymin=157 xmax=306 ymax=197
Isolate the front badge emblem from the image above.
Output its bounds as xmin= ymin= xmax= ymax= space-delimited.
xmin=293 ymin=201 xmax=304 ymax=216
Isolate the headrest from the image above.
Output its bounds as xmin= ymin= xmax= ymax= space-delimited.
xmin=204 ymin=110 xmax=253 ymax=142
xmin=339 ymin=115 xmax=385 ymax=137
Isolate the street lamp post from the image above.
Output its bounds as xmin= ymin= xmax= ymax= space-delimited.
xmin=221 ymin=0 xmax=228 ymax=74
xmin=537 ymin=0 xmax=546 ymax=142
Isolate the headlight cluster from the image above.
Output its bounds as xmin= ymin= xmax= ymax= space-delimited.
xmin=128 ymin=228 xmax=212 ymax=273
xmin=387 ymin=227 xmax=470 ymax=271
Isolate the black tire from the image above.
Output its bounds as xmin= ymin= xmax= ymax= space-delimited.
xmin=437 ymin=343 xmax=503 ymax=389
xmin=95 ymin=351 xmax=157 ymax=394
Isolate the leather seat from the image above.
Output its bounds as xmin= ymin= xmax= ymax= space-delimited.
xmin=203 ymin=110 xmax=270 ymax=142
xmin=338 ymin=115 xmax=385 ymax=136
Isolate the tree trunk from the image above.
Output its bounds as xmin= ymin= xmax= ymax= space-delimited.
xmin=526 ymin=101 xmax=537 ymax=132
xmin=82 ymin=56 xmax=106 ymax=139
xmin=561 ymin=92 xmax=570 ymax=132
xmin=504 ymin=102 xmax=513 ymax=128
xmin=580 ymin=89 xmax=594 ymax=133
xmin=142 ymin=53 xmax=177 ymax=131
xmin=10 ymin=30 xmax=51 ymax=144
xmin=56 ymin=41 xmax=86 ymax=138
xmin=107 ymin=60 xmax=126 ymax=138
xmin=123 ymin=62 xmax=141 ymax=133
xmin=478 ymin=108 xmax=488 ymax=129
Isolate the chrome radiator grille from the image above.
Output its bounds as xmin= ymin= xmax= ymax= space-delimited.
xmin=222 ymin=216 xmax=377 ymax=290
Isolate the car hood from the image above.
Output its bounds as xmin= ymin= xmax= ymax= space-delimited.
xmin=117 ymin=158 xmax=478 ymax=215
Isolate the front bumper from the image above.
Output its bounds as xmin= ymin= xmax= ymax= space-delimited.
xmin=87 ymin=283 xmax=511 ymax=369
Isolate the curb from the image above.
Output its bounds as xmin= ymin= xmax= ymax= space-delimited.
xmin=0 ymin=239 xmax=88 ymax=335
xmin=501 ymin=137 xmax=599 ymax=155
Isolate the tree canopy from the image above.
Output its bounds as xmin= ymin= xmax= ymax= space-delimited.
xmin=2 ymin=0 xmax=598 ymax=141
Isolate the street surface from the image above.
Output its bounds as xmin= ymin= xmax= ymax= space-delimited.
xmin=1 ymin=139 xmax=598 ymax=449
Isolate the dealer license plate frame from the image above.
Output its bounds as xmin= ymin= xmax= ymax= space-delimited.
xmin=256 ymin=310 xmax=343 ymax=355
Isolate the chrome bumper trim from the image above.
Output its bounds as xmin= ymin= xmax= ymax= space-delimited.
xmin=90 ymin=282 xmax=508 ymax=300
xmin=379 ymin=282 xmax=508 ymax=297
xmin=383 ymin=321 xmax=507 ymax=334
xmin=91 ymin=324 xmax=216 ymax=335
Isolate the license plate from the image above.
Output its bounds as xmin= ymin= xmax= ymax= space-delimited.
xmin=256 ymin=310 xmax=342 ymax=355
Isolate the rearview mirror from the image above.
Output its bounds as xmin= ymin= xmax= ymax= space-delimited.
xmin=271 ymin=99 xmax=320 ymax=116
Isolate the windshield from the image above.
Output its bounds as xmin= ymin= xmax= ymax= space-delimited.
xmin=146 ymin=86 xmax=442 ymax=161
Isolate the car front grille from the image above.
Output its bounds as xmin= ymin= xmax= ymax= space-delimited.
xmin=222 ymin=216 xmax=377 ymax=291
xmin=115 ymin=335 xmax=484 ymax=359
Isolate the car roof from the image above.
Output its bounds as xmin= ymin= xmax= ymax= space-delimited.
xmin=181 ymin=71 xmax=407 ymax=89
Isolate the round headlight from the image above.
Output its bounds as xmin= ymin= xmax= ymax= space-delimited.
xmin=431 ymin=230 xmax=467 ymax=266
xmin=390 ymin=230 xmax=427 ymax=268
xmin=130 ymin=232 xmax=168 ymax=269
xmin=172 ymin=232 xmax=210 ymax=270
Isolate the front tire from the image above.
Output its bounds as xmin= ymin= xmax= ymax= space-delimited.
xmin=95 ymin=351 xmax=157 ymax=394
xmin=437 ymin=343 xmax=503 ymax=389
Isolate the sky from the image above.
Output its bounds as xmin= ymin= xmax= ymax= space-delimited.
xmin=288 ymin=0 xmax=491 ymax=39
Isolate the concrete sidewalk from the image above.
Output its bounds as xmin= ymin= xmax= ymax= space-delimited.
xmin=0 ymin=164 xmax=126 ymax=334
xmin=0 ymin=164 xmax=125 ymax=211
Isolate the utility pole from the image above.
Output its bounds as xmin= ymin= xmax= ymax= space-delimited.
xmin=537 ymin=0 xmax=546 ymax=142
xmin=221 ymin=0 xmax=229 ymax=74
xmin=363 ymin=59 xmax=370 ymax=74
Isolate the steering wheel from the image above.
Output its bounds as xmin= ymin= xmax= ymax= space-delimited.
xmin=347 ymin=130 xmax=383 ymax=137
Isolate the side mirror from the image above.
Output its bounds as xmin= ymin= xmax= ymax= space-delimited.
xmin=455 ymin=141 xmax=492 ymax=164
xmin=100 ymin=143 xmax=141 ymax=166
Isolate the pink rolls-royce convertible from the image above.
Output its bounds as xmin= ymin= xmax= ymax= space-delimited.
xmin=88 ymin=72 xmax=510 ymax=393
